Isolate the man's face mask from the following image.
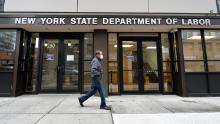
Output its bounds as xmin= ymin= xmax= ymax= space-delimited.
xmin=100 ymin=54 xmax=104 ymax=59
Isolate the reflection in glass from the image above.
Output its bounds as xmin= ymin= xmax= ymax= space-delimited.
xmin=0 ymin=30 xmax=16 ymax=52
xmin=108 ymin=33 xmax=117 ymax=61
xmin=84 ymin=61 xmax=91 ymax=71
xmin=161 ymin=34 xmax=170 ymax=61
xmin=84 ymin=33 xmax=93 ymax=60
xmin=205 ymin=30 xmax=220 ymax=60
xmin=0 ymin=30 xmax=16 ymax=72
xmin=208 ymin=61 xmax=220 ymax=72
xmin=28 ymin=33 xmax=39 ymax=92
xmin=84 ymin=71 xmax=91 ymax=91
xmin=142 ymin=41 xmax=159 ymax=91
xmin=163 ymin=62 xmax=172 ymax=72
xmin=83 ymin=33 xmax=93 ymax=92
xmin=184 ymin=61 xmax=205 ymax=72
xmin=182 ymin=30 xmax=203 ymax=60
xmin=164 ymin=73 xmax=173 ymax=92
xmin=84 ymin=60 xmax=91 ymax=91
xmin=108 ymin=33 xmax=118 ymax=93
xmin=41 ymin=39 xmax=59 ymax=90
xmin=173 ymin=34 xmax=178 ymax=61
xmin=108 ymin=62 xmax=118 ymax=93
xmin=122 ymin=41 xmax=138 ymax=91
xmin=63 ymin=39 xmax=79 ymax=90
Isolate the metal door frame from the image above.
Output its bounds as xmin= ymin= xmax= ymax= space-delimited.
xmin=118 ymin=36 xmax=163 ymax=94
xmin=37 ymin=33 xmax=83 ymax=93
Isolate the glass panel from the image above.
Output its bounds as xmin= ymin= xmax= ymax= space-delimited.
xmin=161 ymin=33 xmax=171 ymax=61
xmin=175 ymin=61 xmax=179 ymax=72
xmin=0 ymin=30 xmax=16 ymax=72
xmin=63 ymin=39 xmax=79 ymax=90
xmin=122 ymin=41 xmax=138 ymax=91
xmin=84 ymin=71 xmax=91 ymax=91
xmin=83 ymin=33 xmax=93 ymax=92
xmin=84 ymin=33 xmax=93 ymax=60
xmin=163 ymin=62 xmax=172 ymax=72
xmin=218 ymin=0 xmax=220 ymax=12
xmin=208 ymin=61 xmax=220 ymax=72
xmin=41 ymin=39 xmax=59 ymax=90
xmin=84 ymin=61 xmax=91 ymax=71
xmin=164 ymin=73 xmax=173 ymax=92
xmin=142 ymin=41 xmax=159 ymax=91
xmin=0 ymin=30 xmax=16 ymax=52
xmin=108 ymin=62 xmax=118 ymax=93
xmin=184 ymin=61 xmax=205 ymax=72
xmin=182 ymin=30 xmax=203 ymax=60
xmin=28 ymin=33 xmax=39 ymax=92
xmin=0 ymin=0 xmax=4 ymax=11
xmin=108 ymin=33 xmax=117 ymax=61
xmin=108 ymin=33 xmax=118 ymax=93
xmin=173 ymin=34 xmax=178 ymax=61
xmin=83 ymin=61 xmax=91 ymax=92
xmin=205 ymin=30 xmax=220 ymax=60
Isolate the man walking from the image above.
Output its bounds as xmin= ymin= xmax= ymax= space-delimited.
xmin=78 ymin=50 xmax=111 ymax=110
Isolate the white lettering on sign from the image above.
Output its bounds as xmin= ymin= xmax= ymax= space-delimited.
xmin=70 ymin=18 xmax=98 ymax=25
xmin=166 ymin=18 xmax=178 ymax=25
xmin=41 ymin=18 xmax=65 ymax=25
xmin=15 ymin=18 xmax=36 ymax=24
xmin=182 ymin=19 xmax=211 ymax=26
xmin=13 ymin=17 xmax=212 ymax=26
xmin=102 ymin=18 xmax=162 ymax=25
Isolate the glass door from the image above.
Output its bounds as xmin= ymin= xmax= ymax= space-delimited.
xmin=120 ymin=37 xmax=161 ymax=93
xmin=142 ymin=41 xmax=159 ymax=91
xmin=62 ymin=39 xmax=80 ymax=91
xmin=40 ymin=37 xmax=81 ymax=93
xmin=122 ymin=41 xmax=139 ymax=92
xmin=41 ymin=39 xmax=59 ymax=91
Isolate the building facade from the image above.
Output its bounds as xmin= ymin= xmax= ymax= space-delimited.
xmin=0 ymin=0 xmax=220 ymax=97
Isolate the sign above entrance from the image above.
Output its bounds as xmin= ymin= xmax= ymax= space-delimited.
xmin=13 ymin=17 xmax=213 ymax=26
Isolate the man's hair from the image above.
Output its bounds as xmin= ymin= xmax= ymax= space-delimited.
xmin=95 ymin=50 xmax=102 ymax=55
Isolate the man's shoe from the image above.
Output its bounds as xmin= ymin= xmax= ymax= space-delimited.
xmin=78 ymin=97 xmax=84 ymax=107
xmin=100 ymin=105 xmax=111 ymax=110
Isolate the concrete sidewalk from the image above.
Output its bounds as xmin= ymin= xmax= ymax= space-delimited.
xmin=0 ymin=94 xmax=220 ymax=124
xmin=109 ymin=95 xmax=220 ymax=124
xmin=0 ymin=94 xmax=112 ymax=124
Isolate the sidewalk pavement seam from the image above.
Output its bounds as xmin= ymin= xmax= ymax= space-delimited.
xmin=148 ymin=97 xmax=176 ymax=113
xmin=110 ymin=108 xmax=115 ymax=124
xmin=33 ymin=97 xmax=66 ymax=124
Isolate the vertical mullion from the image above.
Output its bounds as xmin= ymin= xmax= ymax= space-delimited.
xmin=176 ymin=29 xmax=187 ymax=96
xmin=138 ymin=40 xmax=144 ymax=92
xmin=158 ymin=33 xmax=164 ymax=93
xmin=201 ymin=29 xmax=210 ymax=93
xmin=168 ymin=32 xmax=176 ymax=93
xmin=118 ymin=37 xmax=123 ymax=94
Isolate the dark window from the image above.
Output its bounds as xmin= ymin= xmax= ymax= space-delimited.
xmin=0 ymin=30 xmax=17 ymax=72
xmin=0 ymin=0 xmax=4 ymax=12
xmin=218 ymin=0 xmax=220 ymax=12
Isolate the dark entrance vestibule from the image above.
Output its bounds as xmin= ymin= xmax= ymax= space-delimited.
xmin=118 ymin=36 xmax=163 ymax=94
xmin=37 ymin=33 xmax=83 ymax=93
